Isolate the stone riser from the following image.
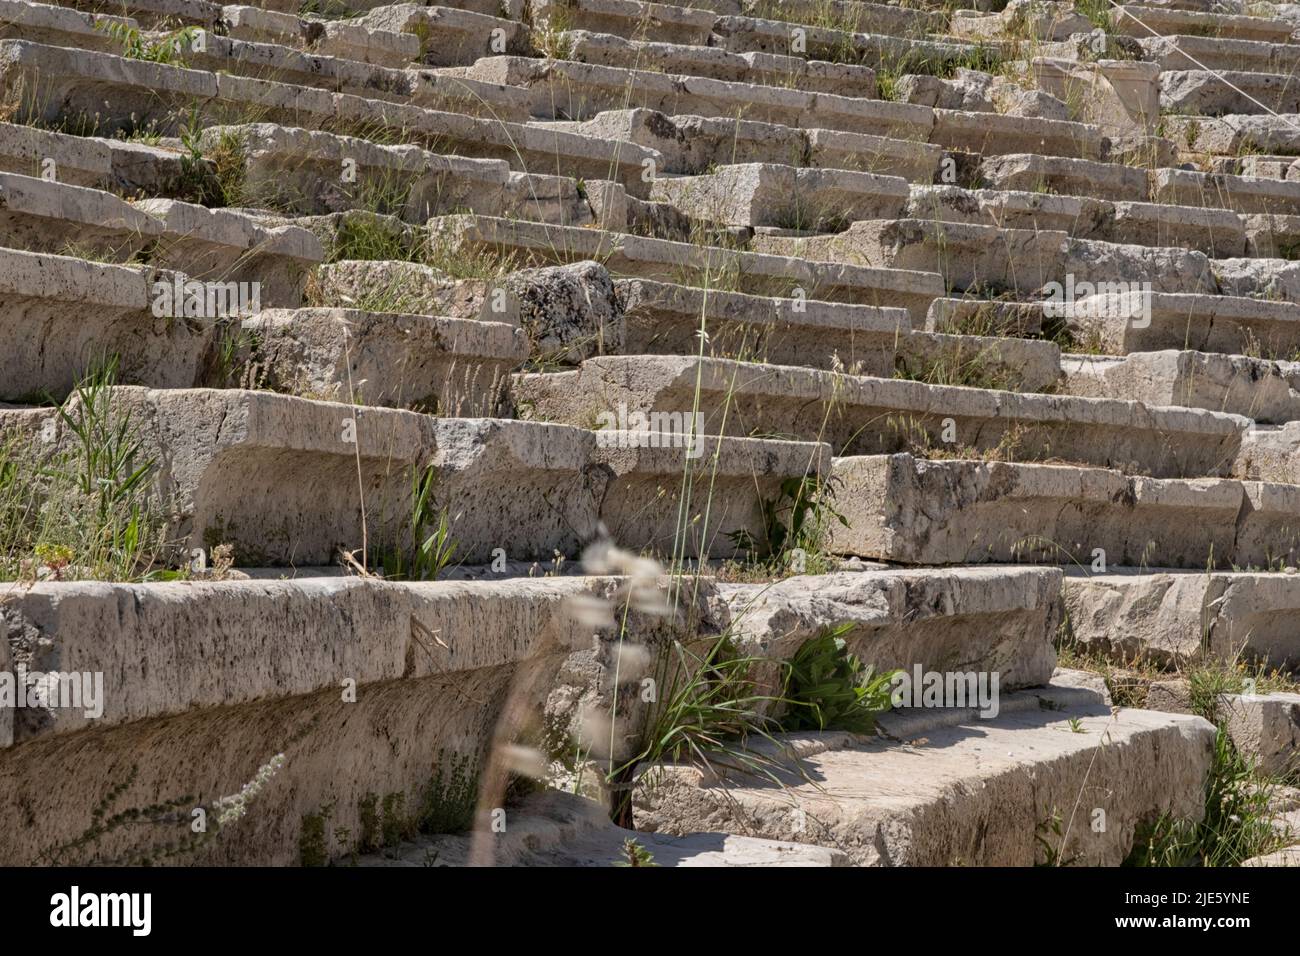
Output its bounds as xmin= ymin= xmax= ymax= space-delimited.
xmin=514 ymin=356 xmax=1246 ymax=479
xmin=830 ymin=453 xmax=1300 ymax=572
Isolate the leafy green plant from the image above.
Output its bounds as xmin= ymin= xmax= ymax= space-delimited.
xmin=613 ymin=838 xmax=659 ymax=867
xmin=782 ymin=624 xmax=897 ymax=734
xmin=98 ymin=21 xmax=199 ymax=65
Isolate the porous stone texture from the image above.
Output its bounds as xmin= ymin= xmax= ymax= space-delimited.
xmin=361 ymin=789 xmax=849 ymax=866
xmin=828 ymin=454 xmax=1300 ymax=570
xmin=513 ymin=355 xmax=1247 ymax=477
xmin=1063 ymin=568 xmax=1300 ymax=667
xmin=633 ymin=683 xmax=1217 ymax=866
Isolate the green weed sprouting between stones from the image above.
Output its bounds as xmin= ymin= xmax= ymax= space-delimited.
xmin=781 ymin=623 xmax=898 ymax=734
xmin=0 ymin=360 xmax=171 ymax=582
xmin=1125 ymin=727 xmax=1287 ymax=867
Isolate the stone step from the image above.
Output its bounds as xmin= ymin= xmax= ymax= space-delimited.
xmin=1060 ymin=349 xmax=1300 ymax=422
xmin=429 ymin=214 xmax=943 ymax=319
xmin=0 ymin=121 xmax=194 ymax=199
xmin=1060 ymin=290 xmax=1300 ymax=357
xmin=710 ymin=12 xmax=1002 ymax=72
xmin=632 ymin=681 xmax=1216 ymax=865
xmin=613 ymin=277 xmax=912 ymax=371
xmin=222 ymin=5 xmax=421 ymax=67
xmin=720 ymin=565 xmax=1062 ymax=694
xmin=362 ymin=789 xmax=850 ymax=866
xmin=762 ymin=219 xmax=1216 ymax=296
xmin=905 ymin=183 xmax=1249 ymax=259
xmin=460 ymin=55 xmax=934 ymax=137
xmin=1 ymin=387 xmax=832 ymax=564
xmin=531 ymin=0 xmax=718 ymax=46
xmin=1139 ymin=33 xmax=1300 ymax=73
xmin=650 ymin=163 xmax=909 ymax=230
xmin=0 ymin=40 xmax=661 ymax=196
xmin=736 ymin=0 xmax=943 ymax=38
xmin=1152 ymin=166 xmax=1300 ymax=217
xmin=1234 ymin=420 xmax=1300 ymax=483
xmin=512 ymin=355 xmax=1245 ymax=476
xmin=0 ymin=248 xmax=216 ymax=400
xmin=201 ymin=122 xmax=597 ymax=227
xmin=0 ymin=0 xmax=130 ymax=53
xmin=0 ymin=172 xmax=322 ymax=306
xmin=1161 ymin=69 xmax=1300 ymax=117
xmin=829 ymin=453 xmax=1300 ymax=568
xmin=1062 ymin=566 xmax=1300 ymax=667
xmin=950 ymin=1 xmax=1092 ymax=41
xmin=1164 ymin=112 xmax=1300 ymax=156
xmin=0 ymin=573 xmax=668 ymax=864
xmin=1115 ymin=4 xmax=1297 ymax=42
xmin=978 ymin=152 xmax=1150 ymax=203
xmin=358 ymin=3 xmax=530 ymax=67
xmin=561 ymin=29 xmax=880 ymax=96
xmin=235 ymin=307 xmax=527 ymax=412
xmin=184 ymin=35 xmax=532 ymax=119
xmin=561 ymin=108 xmax=958 ymax=182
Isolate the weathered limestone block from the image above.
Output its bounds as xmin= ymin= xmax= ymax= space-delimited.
xmin=1233 ymin=420 xmax=1300 ymax=484
xmin=593 ymin=435 xmax=830 ymax=558
xmin=906 ymin=184 xmax=1113 ymax=237
xmin=633 ymin=683 xmax=1216 ymax=866
xmin=0 ymin=388 xmax=608 ymax=566
xmin=787 ymin=218 xmax=1067 ymax=293
xmin=532 ymin=0 xmax=717 ymax=46
xmin=513 ymin=355 xmax=1246 ymax=475
xmin=929 ymin=108 xmax=1105 ymax=160
xmin=499 ymin=260 xmax=624 ymax=363
xmin=1063 ymin=568 xmax=1300 ymax=665
xmin=1161 ymin=69 xmax=1300 ymax=116
xmin=1114 ymin=3 xmax=1295 ymax=41
xmin=0 ymin=40 xmax=659 ymax=195
xmin=0 ymin=121 xmax=192 ymax=198
xmin=200 ymin=123 xmax=512 ymax=223
xmin=1152 ymin=167 xmax=1300 ymax=216
xmin=0 ymin=173 xmax=322 ymax=306
xmin=924 ymin=296 xmax=1044 ymax=336
xmin=1108 ymin=200 xmax=1247 ymax=258
xmin=1060 ymin=237 xmax=1217 ymax=295
xmin=361 ymin=3 xmax=527 ymax=66
xmin=978 ymin=152 xmax=1149 ymax=203
xmin=614 ymin=278 xmax=908 ymax=371
xmin=0 ymin=574 xmax=662 ymax=864
xmin=1062 ymin=290 xmax=1300 ymax=356
xmin=1061 ymin=350 xmax=1300 ymax=422
xmin=0 ymin=249 xmax=217 ymax=400
xmin=1139 ymin=34 xmax=1285 ymax=73
xmin=828 ymin=454 xmax=1257 ymax=567
xmin=896 ymin=331 xmax=1062 ymax=393
xmin=650 ymin=163 xmax=909 ymax=230
xmin=1243 ymin=212 xmax=1300 ymax=258
xmin=951 ymin=0 xmax=1092 ymax=41
xmin=1033 ymin=57 xmax=1161 ymax=136
xmin=720 ymin=566 xmax=1061 ymax=695
xmin=363 ymin=789 xmax=850 ymax=866
xmin=430 ymin=215 xmax=943 ymax=319
xmin=464 ymin=55 xmax=933 ymax=138
xmin=1221 ymin=693 xmax=1300 ymax=776
xmin=0 ymin=0 xmax=128 ymax=52
xmin=237 ymin=308 xmax=526 ymax=412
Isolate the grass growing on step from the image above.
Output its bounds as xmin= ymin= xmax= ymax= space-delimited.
xmin=1126 ymin=727 xmax=1287 ymax=867
xmin=606 ymin=631 xmax=789 ymax=825
xmin=0 ymin=361 xmax=172 ymax=583
xmin=368 ymin=465 xmax=460 ymax=581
